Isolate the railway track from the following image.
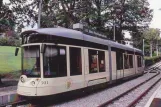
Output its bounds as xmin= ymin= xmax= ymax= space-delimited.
xmin=98 ymin=71 xmax=161 ymax=107
xmin=0 ymin=100 xmax=28 ymax=107
xmin=1 ymin=63 xmax=161 ymax=107
xmin=145 ymin=61 xmax=161 ymax=72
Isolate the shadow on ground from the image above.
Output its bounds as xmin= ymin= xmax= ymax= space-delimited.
xmin=0 ymin=79 xmax=18 ymax=88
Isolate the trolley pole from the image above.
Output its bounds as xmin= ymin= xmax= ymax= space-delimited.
xmin=143 ymin=39 xmax=145 ymax=67
xmin=143 ymin=39 xmax=144 ymax=56
xmin=150 ymin=42 xmax=152 ymax=57
xmin=113 ymin=19 xmax=115 ymax=41
xmin=38 ymin=0 xmax=42 ymax=28
xmin=156 ymin=40 xmax=158 ymax=56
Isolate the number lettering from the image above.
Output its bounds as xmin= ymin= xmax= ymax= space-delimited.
xmin=41 ymin=81 xmax=48 ymax=84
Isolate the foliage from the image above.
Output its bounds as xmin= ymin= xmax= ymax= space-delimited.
xmin=0 ymin=1 xmax=15 ymax=33
xmin=131 ymin=28 xmax=160 ymax=55
xmin=145 ymin=56 xmax=161 ymax=67
xmin=7 ymin=0 xmax=153 ymax=40
xmin=143 ymin=28 xmax=160 ymax=42
xmin=0 ymin=37 xmax=21 ymax=46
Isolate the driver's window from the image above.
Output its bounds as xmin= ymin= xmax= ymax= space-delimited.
xmin=44 ymin=45 xmax=67 ymax=78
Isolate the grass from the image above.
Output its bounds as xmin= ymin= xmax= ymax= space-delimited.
xmin=0 ymin=46 xmax=21 ymax=75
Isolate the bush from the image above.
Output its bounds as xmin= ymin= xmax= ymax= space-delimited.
xmin=145 ymin=56 xmax=161 ymax=67
xmin=0 ymin=37 xmax=21 ymax=46
xmin=0 ymin=38 xmax=8 ymax=45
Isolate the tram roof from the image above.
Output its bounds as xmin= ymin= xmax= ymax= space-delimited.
xmin=21 ymin=28 xmax=142 ymax=54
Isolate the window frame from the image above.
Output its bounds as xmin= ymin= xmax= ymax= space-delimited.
xmin=22 ymin=45 xmax=41 ymax=78
xmin=129 ymin=54 xmax=133 ymax=68
xmin=137 ymin=55 xmax=142 ymax=67
xmin=124 ymin=53 xmax=129 ymax=69
xmin=88 ymin=49 xmax=106 ymax=74
xmin=69 ymin=46 xmax=82 ymax=76
xmin=116 ymin=51 xmax=123 ymax=70
xmin=43 ymin=44 xmax=68 ymax=78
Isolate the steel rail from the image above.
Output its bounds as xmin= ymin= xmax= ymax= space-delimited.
xmin=98 ymin=71 xmax=160 ymax=107
xmin=145 ymin=61 xmax=161 ymax=72
xmin=0 ymin=99 xmax=28 ymax=107
xmin=1 ymin=63 xmax=161 ymax=107
xmin=127 ymin=77 xmax=161 ymax=107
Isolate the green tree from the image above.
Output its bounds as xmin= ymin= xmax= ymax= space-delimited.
xmin=8 ymin=0 xmax=153 ymax=39
xmin=0 ymin=4 xmax=15 ymax=32
xmin=0 ymin=0 xmax=16 ymax=85
xmin=142 ymin=28 xmax=160 ymax=57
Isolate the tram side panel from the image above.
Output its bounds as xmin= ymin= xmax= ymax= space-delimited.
xmin=36 ymin=45 xmax=86 ymax=96
xmin=123 ymin=54 xmax=135 ymax=77
xmin=135 ymin=55 xmax=143 ymax=75
xmin=129 ymin=55 xmax=135 ymax=76
xmin=135 ymin=55 xmax=138 ymax=74
xmin=115 ymin=50 xmax=124 ymax=79
xmin=126 ymin=54 xmax=135 ymax=77
xmin=105 ymin=51 xmax=110 ymax=82
xmin=84 ymin=48 xmax=109 ymax=87
xmin=111 ymin=51 xmax=117 ymax=81
xmin=65 ymin=46 xmax=85 ymax=91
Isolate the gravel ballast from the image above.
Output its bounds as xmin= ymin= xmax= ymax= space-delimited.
xmin=53 ymin=73 xmax=158 ymax=107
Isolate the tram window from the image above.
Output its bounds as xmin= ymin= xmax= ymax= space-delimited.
xmin=124 ymin=54 xmax=129 ymax=69
xmin=129 ymin=55 xmax=133 ymax=68
xmin=44 ymin=45 xmax=67 ymax=78
xmin=22 ymin=46 xmax=40 ymax=77
xmin=98 ymin=51 xmax=105 ymax=72
xmin=70 ymin=47 xmax=82 ymax=76
xmin=116 ymin=51 xmax=123 ymax=70
xmin=137 ymin=56 xmax=142 ymax=67
xmin=89 ymin=50 xmax=98 ymax=73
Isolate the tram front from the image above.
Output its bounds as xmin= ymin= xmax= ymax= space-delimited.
xmin=17 ymin=44 xmax=42 ymax=96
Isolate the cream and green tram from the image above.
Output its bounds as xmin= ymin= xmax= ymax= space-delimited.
xmin=17 ymin=28 xmax=144 ymax=97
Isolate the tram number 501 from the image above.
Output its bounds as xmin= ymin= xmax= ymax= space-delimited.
xmin=41 ymin=81 xmax=48 ymax=85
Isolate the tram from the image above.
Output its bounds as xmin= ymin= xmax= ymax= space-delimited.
xmin=16 ymin=26 xmax=144 ymax=97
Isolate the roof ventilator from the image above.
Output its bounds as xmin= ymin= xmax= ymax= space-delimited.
xmin=73 ymin=23 xmax=108 ymax=39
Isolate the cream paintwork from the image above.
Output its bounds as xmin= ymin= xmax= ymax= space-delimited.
xmin=17 ymin=77 xmax=41 ymax=96
xmin=66 ymin=46 xmax=85 ymax=91
xmin=36 ymin=77 xmax=83 ymax=96
xmin=84 ymin=47 xmax=110 ymax=87
xmin=117 ymin=70 xmax=124 ymax=79
xmin=135 ymin=55 xmax=144 ymax=74
xmin=105 ymin=51 xmax=110 ymax=81
xmin=36 ymin=44 xmax=85 ymax=96
xmin=111 ymin=51 xmax=117 ymax=80
xmin=17 ymin=43 xmax=143 ymax=97
xmin=123 ymin=55 xmax=135 ymax=77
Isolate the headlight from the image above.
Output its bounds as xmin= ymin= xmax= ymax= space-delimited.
xmin=31 ymin=81 xmax=35 ymax=86
xmin=20 ymin=77 xmax=25 ymax=83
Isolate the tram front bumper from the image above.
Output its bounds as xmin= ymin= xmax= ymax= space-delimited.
xmin=17 ymin=86 xmax=37 ymax=96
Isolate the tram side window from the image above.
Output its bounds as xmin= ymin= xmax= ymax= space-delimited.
xmin=137 ymin=56 xmax=142 ymax=67
xmin=88 ymin=49 xmax=105 ymax=73
xmin=129 ymin=55 xmax=133 ymax=68
xmin=89 ymin=50 xmax=98 ymax=73
xmin=124 ymin=54 xmax=129 ymax=69
xmin=116 ymin=51 xmax=123 ymax=70
xmin=98 ymin=51 xmax=105 ymax=72
xmin=44 ymin=45 xmax=67 ymax=78
xmin=70 ymin=47 xmax=82 ymax=76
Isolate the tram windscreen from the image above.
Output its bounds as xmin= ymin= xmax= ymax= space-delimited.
xmin=22 ymin=45 xmax=40 ymax=77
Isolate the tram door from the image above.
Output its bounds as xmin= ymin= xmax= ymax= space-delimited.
xmin=67 ymin=46 xmax=85 ymax=90
xmin=123 ymin=53 xmax=126 ymax=78
xmin=120 ymin=53 xmax=124 ymax=78
xmin=116 ymin=51 xmax=124 ymax=79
